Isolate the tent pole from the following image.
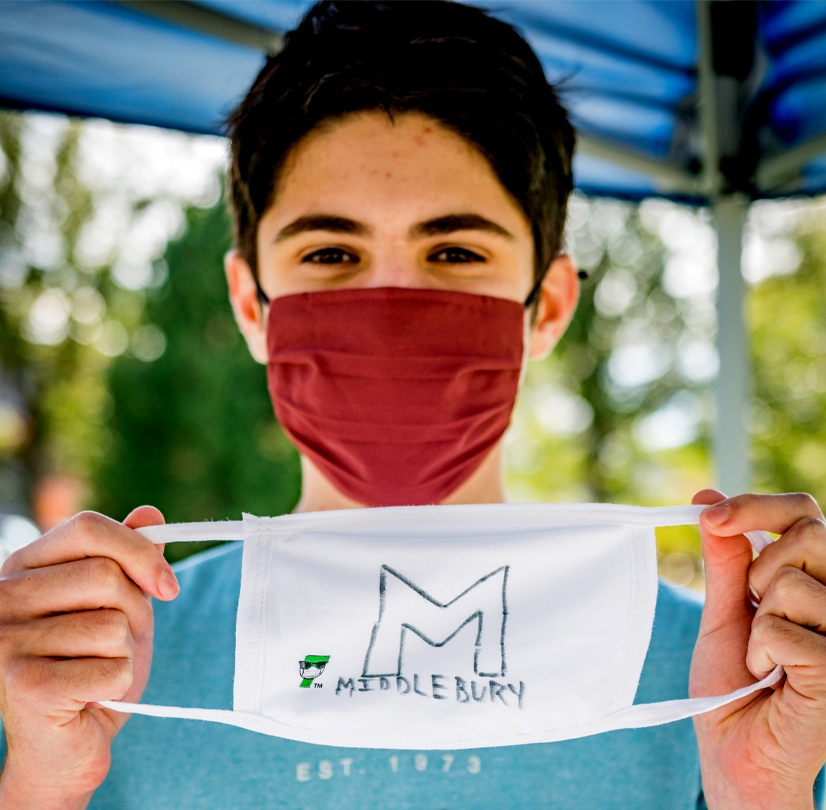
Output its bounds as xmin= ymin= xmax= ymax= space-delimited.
xmin=698 ymin=0 xmax=755 ymax=495
xmin=576 ymin=134 xmax=703 ymax=196
xmin=114 ymin=0 xmax=284 ymax=52
xmin=696 ymin=0 xmax=721 ymax=199
xmin=756 ymin=131 xmax=826 ymax=192
xmin=712 ymin=195 xmax=749 ymax=495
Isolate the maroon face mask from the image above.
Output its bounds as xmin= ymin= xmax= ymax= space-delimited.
xmin=266 ymin=287 xmax=524 ymax=507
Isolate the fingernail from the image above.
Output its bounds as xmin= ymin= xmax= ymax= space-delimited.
xmin=159 ymin=567 xmax=180 ymax=599
xmin=703 ymin=504 xmax=731 ymax=527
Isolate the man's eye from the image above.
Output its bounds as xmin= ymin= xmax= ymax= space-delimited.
xmin=302 ymin=248 xmax=358 ymax=264
xmin=429 ymin=247 xmax=485 ymax=263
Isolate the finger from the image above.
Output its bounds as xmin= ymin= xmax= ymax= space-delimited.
xmin=747 ymin=613 xmax=826 ymax=698
xmin=6 ymin=656 xmax=134 ymax=713
xmin=750 ymin=516 xmax=826 ymax=598
xmin=699 ymin=492 xmax=823 ymax=538
xmin=12 ymin=610 xmax=135 ymax=660
xmin=755 ymin=566 xmax=826 ymax=635
xmin=0 ymin=557 xmax=154 ymax=640
xmin=2 ymin=511 xmax=177 ymax=601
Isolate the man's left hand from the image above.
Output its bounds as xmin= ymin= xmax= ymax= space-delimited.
xmin=691 ymin=490 xmax=826 ymax=810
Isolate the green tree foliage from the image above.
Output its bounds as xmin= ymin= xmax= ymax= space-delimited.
xmin=509 ymin=201 xmax=712 ymax=502
xmin=751 ymin=213 xmax=826 ymax=502
xmin=0 ymin=112 xmax=120 ymax=513
xmin=507 ymin=199 xmax=718 ymax=582
xmin=508 ymin=197 xmax=826 ymax=588
xmin=91 ymin=203 xmax=301 ymax=561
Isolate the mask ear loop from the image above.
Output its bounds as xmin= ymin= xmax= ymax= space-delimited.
xmin=745 ymin=529 xmax=774 ymax=608
xmin=254 ymin=275 xmax=270 ymax=306
xmin=523 ymin=268 xmax=589 ymax=308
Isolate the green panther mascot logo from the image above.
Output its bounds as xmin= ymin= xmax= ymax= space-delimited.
xmin=299 ymin=655 xmax=330 ymax=688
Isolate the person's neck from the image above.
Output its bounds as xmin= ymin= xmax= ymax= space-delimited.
xmin=293 ymin=444 xmax=507 ymax=513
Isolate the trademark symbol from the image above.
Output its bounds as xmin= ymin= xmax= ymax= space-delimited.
xmin=314 ymin=682 xmax=323 ymax=689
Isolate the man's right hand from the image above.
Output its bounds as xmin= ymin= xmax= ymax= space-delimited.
xmin=0 ymin=506 xmax=177 ymax=810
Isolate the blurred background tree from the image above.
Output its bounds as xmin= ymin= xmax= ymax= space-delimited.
xmin=507 ymin=199 xmax=717 ymax=507
xmin=751 ymin=214 xmax=826 ymax=500
xmin=1 ymin=109 xmax=825 ymax=583
xmin=505 ymin=195 xmax=826 ymax=589
xmin=92 ymin=202 xmax=301 ymax=562
xmin=506 ymin=198 xmax=720 ymax=587
xmin=0 ymin=110 xmax=131 ymax=543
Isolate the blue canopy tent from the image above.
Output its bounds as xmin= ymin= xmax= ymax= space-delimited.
xmin=1 ymin=0 xmax=825 ymax=495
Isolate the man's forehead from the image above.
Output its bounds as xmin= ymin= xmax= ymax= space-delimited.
xmin=262 ymin=111 xmax=532 ymax=241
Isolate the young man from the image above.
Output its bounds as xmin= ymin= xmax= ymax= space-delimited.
xmin=1 ymin=3 xmax=826 ymax=808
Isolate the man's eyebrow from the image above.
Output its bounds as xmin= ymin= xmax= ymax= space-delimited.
xmin=274 ymin=215 xmax=371 ymax=243
xmin=411 ymin=214 xmax=514 ymax=240
xmin=273 ymin=213 xmax=513 ymax=243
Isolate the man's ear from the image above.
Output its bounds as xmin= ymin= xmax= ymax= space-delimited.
xmin=225 ymin=249 xmax=268 ymax=364
xmin=527 ymin=254 xmax=579 ymax=360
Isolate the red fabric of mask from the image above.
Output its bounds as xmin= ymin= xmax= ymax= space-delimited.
xmin=266 ymin=287 xmax=524 ymax=506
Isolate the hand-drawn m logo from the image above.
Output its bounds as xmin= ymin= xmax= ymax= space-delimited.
xmin=362 ymin=565 xmax=509 ymax=679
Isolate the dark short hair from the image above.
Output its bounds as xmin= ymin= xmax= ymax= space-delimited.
xmin=227 ymin=0 xmax=575 ymax=285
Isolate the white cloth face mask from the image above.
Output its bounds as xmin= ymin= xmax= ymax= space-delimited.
xmin=101 ymin=504 xmax=781 ymax=750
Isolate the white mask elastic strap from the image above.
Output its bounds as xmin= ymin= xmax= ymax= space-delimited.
xmin=100 ymin=666 xmax=782 ymax=749
xmin=135 ymin=504 xmax=773 ymax=552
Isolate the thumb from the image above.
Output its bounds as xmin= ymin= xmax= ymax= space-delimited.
xmin=694 ymin=490 xmax=754 ymax=623
xmin=123 ymin=504 xmax=167 ymax=563
xmin=691 ymin=489 xmax=755 ymax=690
xmin=123 ymin=505 xmax=165 ymax=530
